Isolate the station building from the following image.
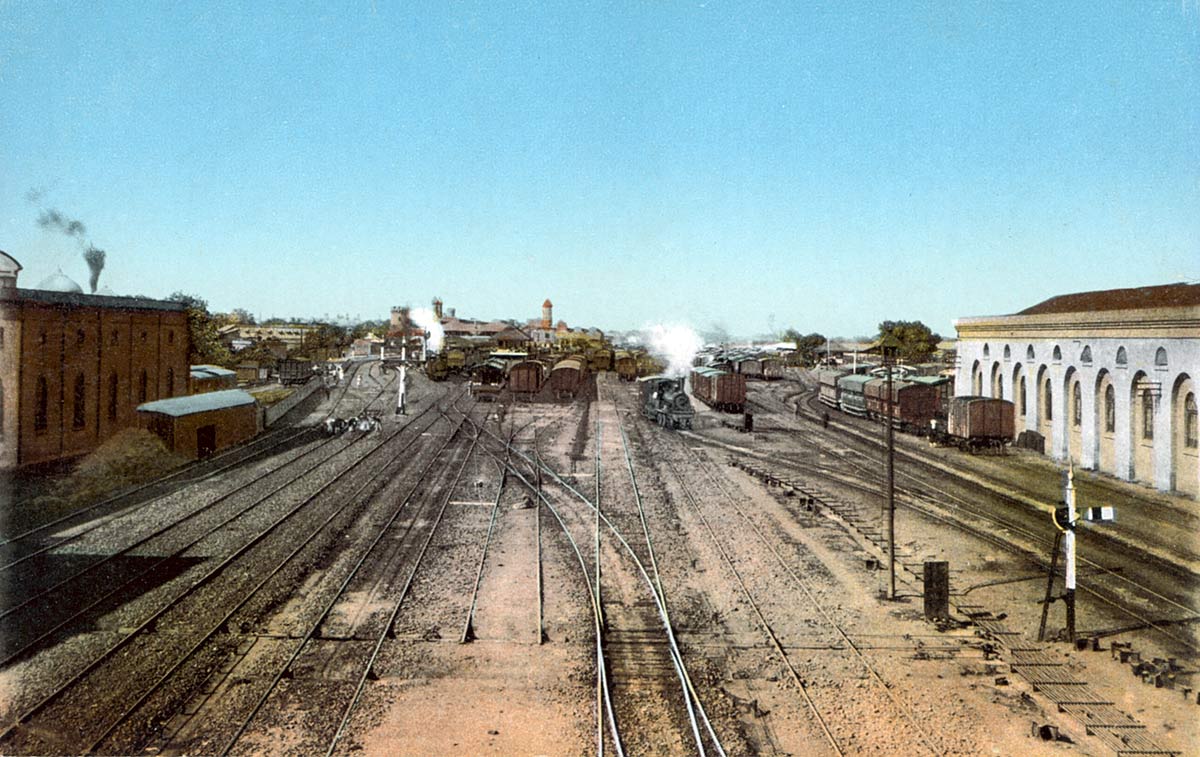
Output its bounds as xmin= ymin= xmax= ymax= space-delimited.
xmin=0 ymin=251 xmax=190 ymax=468
xmin=954 ymin=283 xmax=1199 ymax=497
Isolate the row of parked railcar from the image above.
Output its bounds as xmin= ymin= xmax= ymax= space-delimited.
xmin=816 ymin=368 xmax=1013 ymax=451
xmin=699 ymin=352 xmax=786 ymax=381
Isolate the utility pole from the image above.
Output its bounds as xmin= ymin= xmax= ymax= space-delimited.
xmin=882 ymin=334 xmax=899 ymax=600
xmin=396 ymin=342 xmax=408 ymax=415
xmin=1062 ymin=465 xmax=1077 ymax=642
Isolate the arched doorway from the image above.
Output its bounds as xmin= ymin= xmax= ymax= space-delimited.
xmin=991 ymin=362 xmax=1003 ymax=399
xmin=972 ymin=360 xmax=982 ymax=395
xmin=1012 ymin=363 xmax=1027 ymax=436
xmin=1130 ymin=371 xmax=1155 ymax=485
xmin=1095 ymin=371 xmax=1116 ymax=474
xmin=1036 ymin=365 xmax=1053 ymax=453
xmin=1171 ymin=374 xmax=1197 ymax=497
xmin=1065 ymin=367 xmax=1082 ymax=465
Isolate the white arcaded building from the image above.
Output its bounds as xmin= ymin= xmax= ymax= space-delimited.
xmin=954 ymin=283 xmax=1199 ymax=498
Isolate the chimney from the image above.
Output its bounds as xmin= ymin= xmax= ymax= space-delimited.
xmin=542 ymin=298 xmax=553 ymax=329
xmin=433 ymin=298 xmax=443 ymax=320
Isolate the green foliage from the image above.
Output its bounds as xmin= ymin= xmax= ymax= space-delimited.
xmin=168 ymin=291 xmax=233 ymax=367
xmin=877 ymin=320 xmax=941 ymax=363
xmin=782 ymin=329 xmax=826 ymax=364
xmin=350 ymin=320 xmax=389 ymax=340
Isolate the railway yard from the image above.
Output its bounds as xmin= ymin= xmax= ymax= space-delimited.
xmin=0 ymin=360 xmax=1196 ymax=756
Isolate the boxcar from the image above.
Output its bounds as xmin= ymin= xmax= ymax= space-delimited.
xmin=836 ymin=374 xmax=872 ymax=417
xmin=277 ymin=359 xmax=317 ymax=386
xmin=614 ymin=350 xmax=638 ymax=382
xmin=472 ymin=358 xmax=507 ymax=387
xmin=588 ymin=348 xmax=614 ymax=372
xmin=735 ymin=357 xmax=764 ymax=380
xmin=690 ymin=367 xmax=746 ymax=413
xmin=445 ymin=348 xmax=467 ymax=373
xmin=943 ymin=397 xmax=1015 ymax=450
xmin=761 ymin=356 xmax=785 ymax=381
xmin=863 ymin=378 xmax=942 ymax=432
xmin=508 ymin=359 xmax=547 ymax=394
xmin=549 ymin=357 xmax=587 ymax=398
xmin=818 ymin=369 xmax=850 ymax=409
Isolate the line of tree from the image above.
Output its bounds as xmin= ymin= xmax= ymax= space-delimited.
xmin=877 ymin=320 xmax=941 ymax=363
xmin=781 ymin=329 xmax=827 ymax=364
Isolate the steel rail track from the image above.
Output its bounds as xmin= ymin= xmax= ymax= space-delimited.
xmin=757 ymin=386 xmax=1200 ymax=651
xmin=483 ymin=408 xmax=623 ymax=757
xmin=0 ymin=399 xmax=454 ymax=753
xmin=469 ymin=401 xmax=724 ymax=757
xmin=217 ymin=402 xmax=479 ymax=757
xmin=0 ymin=395 xmax=444 ymax=669
xmin=0 ymin=361 xmax=397 ymax=573
xmin=674 ymin=443 xmax=943 ymax=755
xmin=460 ymin=438 xmax=513 ymax=644
xmin=89 ymin=401 xmax=469 ymax=756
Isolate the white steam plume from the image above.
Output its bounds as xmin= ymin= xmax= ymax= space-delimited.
xmin=410 ymin=307 xmax=445 ymax=353
xmin=643 ymin=323 xmax=702 ymax=378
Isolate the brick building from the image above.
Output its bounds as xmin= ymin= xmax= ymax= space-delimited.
xmin=0 ymin=252 xmax=190 ymax=468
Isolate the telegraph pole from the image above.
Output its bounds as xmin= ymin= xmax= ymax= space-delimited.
xmin=882 ymin=335 xmax=899 ymax=600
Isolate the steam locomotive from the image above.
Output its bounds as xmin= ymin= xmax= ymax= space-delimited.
xmin=640 ymin=376 xmax=695 ymax=430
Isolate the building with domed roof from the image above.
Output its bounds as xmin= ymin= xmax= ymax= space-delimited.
xmin=0 ymin=254 xmax=190 ymax=468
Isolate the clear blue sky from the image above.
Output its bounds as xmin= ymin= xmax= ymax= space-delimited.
xmin=2 ymin=2 xmax=1197 ymax=340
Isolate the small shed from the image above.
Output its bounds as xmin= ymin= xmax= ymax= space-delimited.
xmin=137 ymin=390 xmax=260 ymax=459
xmin=190 ymin=364 xmax=238 ymax=394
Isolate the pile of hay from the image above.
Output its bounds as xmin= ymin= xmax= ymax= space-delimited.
xmin=69 ymin=428 xmax=188 ymax=501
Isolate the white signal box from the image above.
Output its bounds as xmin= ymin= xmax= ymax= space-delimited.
xmin=1083 ymin=506 xmax=1116 ymax=522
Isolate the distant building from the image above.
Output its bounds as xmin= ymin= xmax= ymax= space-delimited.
xmin=137 ymin=389 xmax=259 ymax=459
xmin=955 ymin=283 xmax=1199 ymax=498
xmin=0 ymin=252 xmax=190 ymax=468
xmin=190 ymin=364 xmax=238 ymax=394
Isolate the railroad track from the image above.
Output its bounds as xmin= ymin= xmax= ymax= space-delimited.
xmin=743 ymin=384 xmax=1200 ymax=653
xmin=0 ymin=391 xmax=459 ymax=755
xmin=0 ymin=376 xmax=418 ymax=669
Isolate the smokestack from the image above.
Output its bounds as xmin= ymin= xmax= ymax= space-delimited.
xmin=83 ymin=245 xmax=106 ymax=293
xmin=433 ymin=298 xmax=443 ymax=320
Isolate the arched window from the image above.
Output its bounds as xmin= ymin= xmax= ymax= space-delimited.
xmin=1026 ymin=345 xmax=1035 ymax=361
xmin=1155 ymin=347 xmax=1168 ymax=367
xmin=76 ymin=329 xmax=85 ymax=346
xmin=1116 ymin=346 xmax=1128 ymax=366
xmin=983 ymin=344 xmax=990 ymax=358
xmin=1052 ymin=345 xmax=1062 ymax=362
xmin=167 ymin=330 xmax=175 ymax=345
xmin=1080 ymin=346 xmax=1092 ymax=363
xmin=110 ymin=330 xmax=119 ymax=346
xmin=166 ymin=367 xmax=175 ymax=398
xmin=1003 ymin=345 xmax=1011 ymax=360
xmin=1104 ymin=385 xmax=1115 ymax=432
xmin=1186 ymin=394 xmax=1198 ymax=448
xmin=108 ymin=372 xmax=119 ymax=422
xmin=139 ymin=369 xmax=148 ymax=404
xmin=1072 ymin=382 xmax=1082 ymax=426
xmin=1142 ymin=391 xmax=1154 ymax=440
xmin=35 ymin=376 xmax=48 ymax=431
xmin=72 ymin=373 xmax=86 ymax=429
xmin=1019 ymin=377 xmax=1027 ymax=414
xmin=1044 ymin=384 xmax=1053 ymax=421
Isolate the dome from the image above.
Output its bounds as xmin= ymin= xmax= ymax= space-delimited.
xmin=543 ymin=298 xmax=553 ymax=307
xmin=37 ymin=270 xmax=84 ymax=293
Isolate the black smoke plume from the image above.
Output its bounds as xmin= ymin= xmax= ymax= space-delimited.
xmin=37 ymin=209 xmax=87 ymax=238
xmin=84 ymin=245 xmax=106 ymax=293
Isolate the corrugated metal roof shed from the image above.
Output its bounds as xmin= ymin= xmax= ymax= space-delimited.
xmin=191 ymin=364 xmax=237 ymax=378
xmin=137 ymin=389 xmax=257 ymax=417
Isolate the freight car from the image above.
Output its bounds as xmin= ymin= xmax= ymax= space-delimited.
xmin=548 ymin=357 xmax=587 ymax=399
xmin=761 ymin=356 xmax=785 ymax=381
xmin=862 ymin=378 xmax=942 ymax=433
xmin=588 ymin=348 xmax=614 ymax=372
xmin=690 ymin=367 xmax=746 ymax=413
xmin=818 ymin=368 xmax=849 ymax=409
xmin=508 ymin=359 xmax=547 ymax=394
xmin=614 ymin=351 xmax=638 ymax=382
xmin=932 ymin=397 xmax=1015 ymax=452
xmin=426 ymin=356 xmax=450 ymax=381
xmin=836 ymin=374 xmax=872 ymax=417
xmin=640 ymin=376 xmax=695 ymax=430
xmin=734 ymin=356 xmax=764 ymax=380
xmin=277 ymin=358 xmax=318 ymax=386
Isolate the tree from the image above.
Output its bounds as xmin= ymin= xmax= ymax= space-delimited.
xmin=782 ymin=329 xmax=826 ymax=365
xmin=877 ymin=320 xmax=941 ymax=363
xmin=169 ymin=291 xmax=233 ymax=366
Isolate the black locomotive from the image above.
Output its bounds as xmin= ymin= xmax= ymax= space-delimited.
xmin=640 ymin=375 xmax=695 ymax=430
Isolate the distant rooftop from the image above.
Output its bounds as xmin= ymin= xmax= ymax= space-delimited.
xmin=1018 ymin=282 xmax=1200 ymax=316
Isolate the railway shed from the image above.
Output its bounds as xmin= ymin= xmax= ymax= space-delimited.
xmin=189 ymin=364 xmax=237 ymax=394
xmin=137 ymin=389 xmax=260 ymax=459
